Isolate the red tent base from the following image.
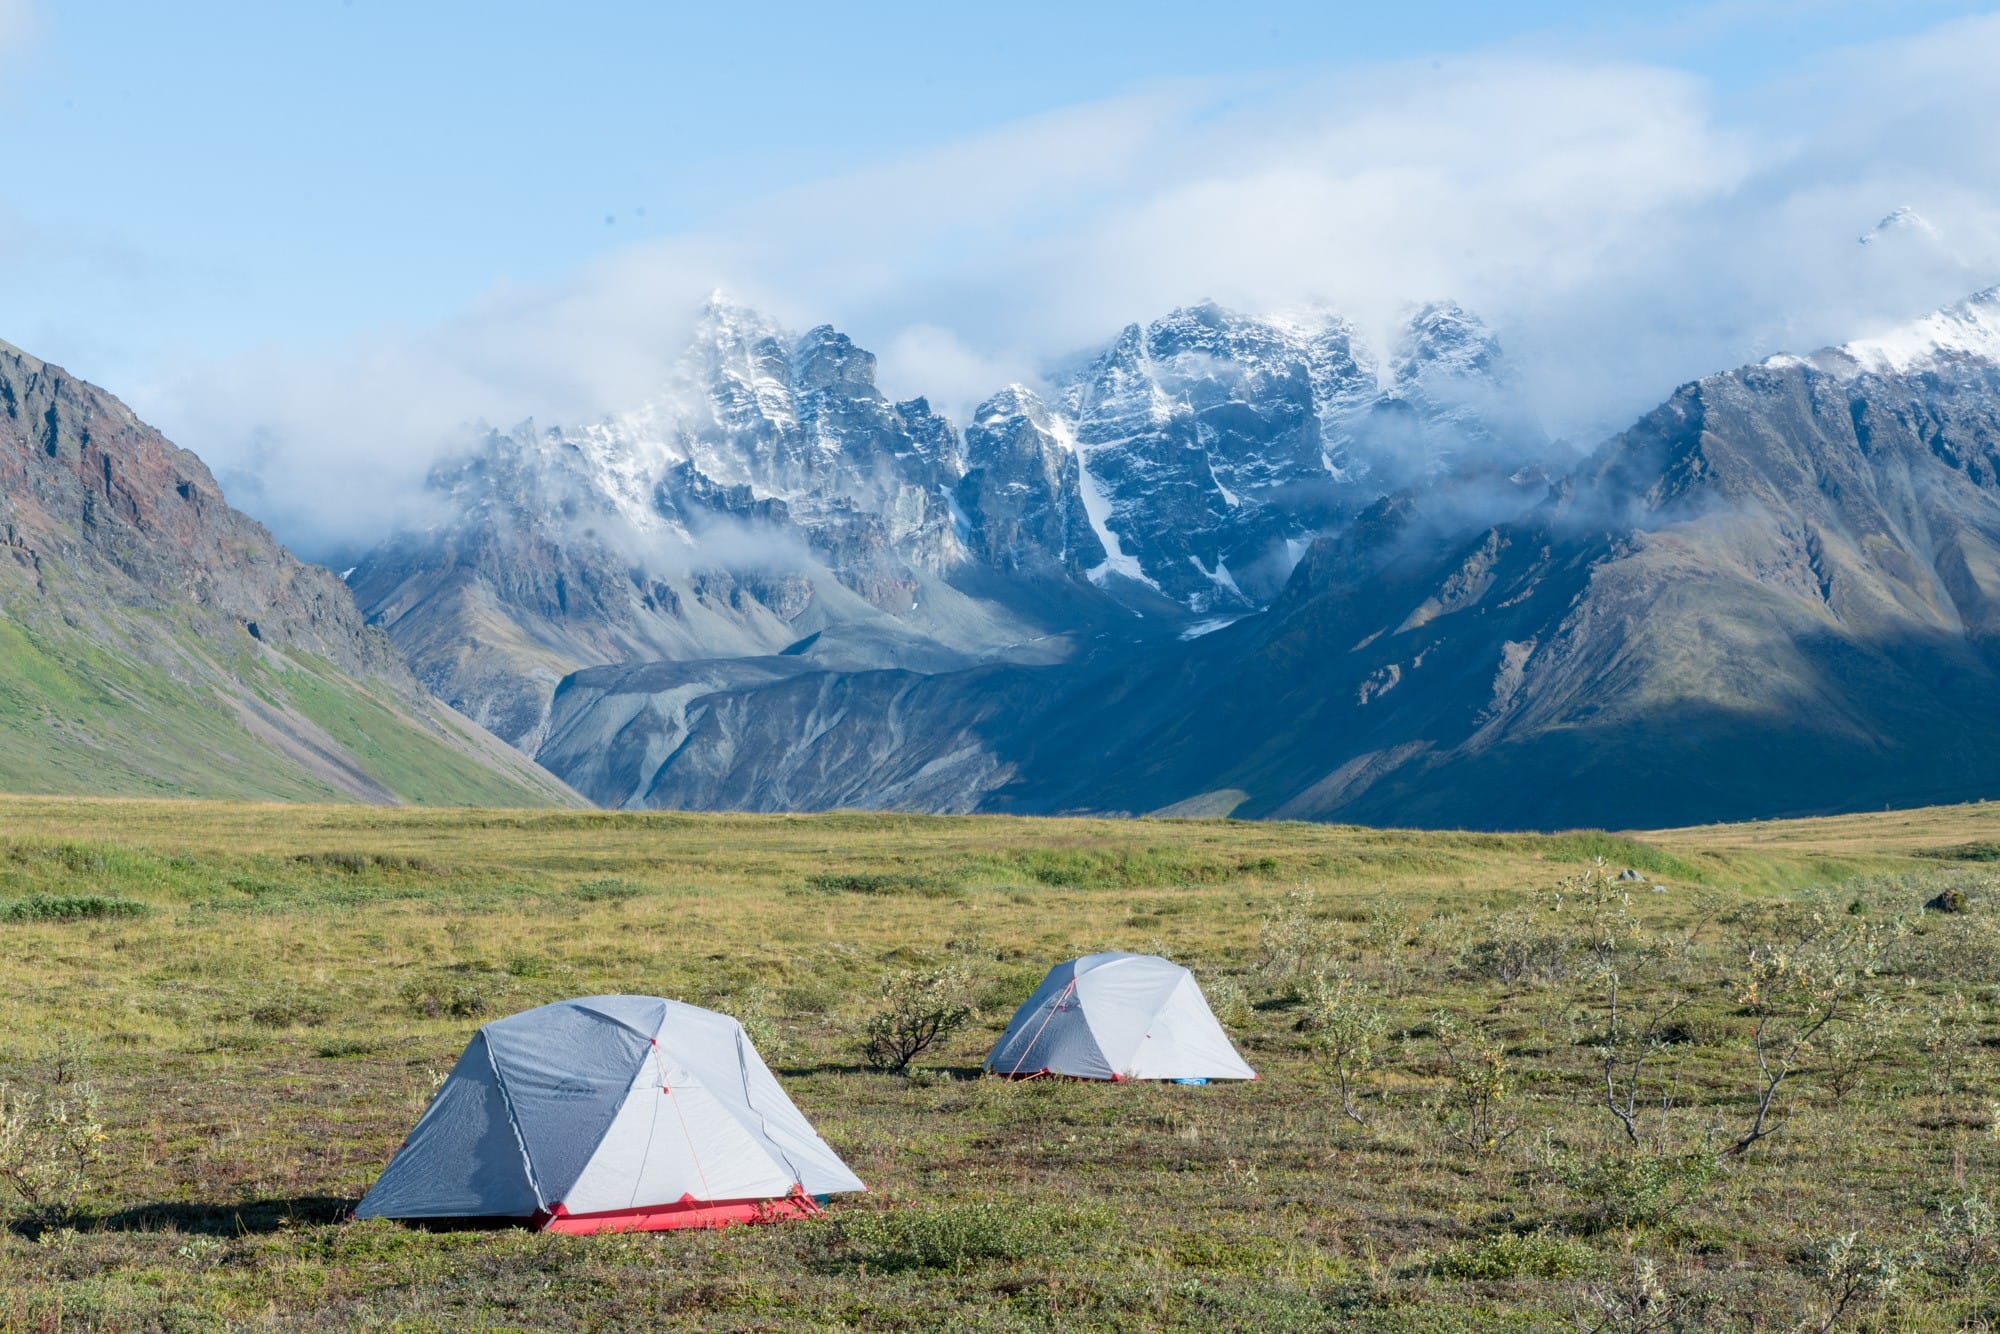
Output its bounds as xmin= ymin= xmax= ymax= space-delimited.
xmin=540 ymin=1189 xmax=823 ymax=1235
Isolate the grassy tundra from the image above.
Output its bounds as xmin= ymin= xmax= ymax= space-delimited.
xmin=2 ymin=797 xmax=1999 ymax=1330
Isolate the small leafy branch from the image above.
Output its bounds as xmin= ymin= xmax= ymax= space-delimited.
xmin=0 ymin=1038 xmax=107 ymax=1218
xmin=1802 ymin=1231 xmax=1906 ymax=1333
xmin=1483 ymin=858 xmax=1652 ymax=989
xmin=1576 ymin=867 xmax=1692 ymax=1154
xmin=1918 ymin=989 xmax=1977 ymax=1104
xmin=1929 ymin=1190 xmax=1998 ymax=1280
xmin=1299 ymin=967 xmax=1390 ymax=1126
xmin=862 ymin=963 xmax=975 ymax=1074
xmin=1726 ymin=904 xmax=1894 ymax=1158
xmin=1814 ymin=991 xmax=1893 ymax=1105
xmin=1515 ymin=859 xmax=1707 ymax=1160
xmin=1257 ymin=885 xmax=1336 ymax=999
xmin=1570 ymin=1257 xmax=1713 ymax=1333
xmin=1431 ymin=1011 xmax=1520 ymax=1157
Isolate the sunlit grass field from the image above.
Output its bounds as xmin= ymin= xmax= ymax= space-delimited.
xmin=3 ymin=796 xmax=1999 ymax=1330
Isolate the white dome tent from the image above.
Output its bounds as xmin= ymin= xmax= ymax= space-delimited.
xmin=356 ymin=995 xmax=863 ymax=1233
xmin=984 ymin=953 xmax=1256 ymax=1083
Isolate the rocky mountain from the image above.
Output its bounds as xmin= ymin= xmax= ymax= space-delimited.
xmin=1047 ymin=285 xmax=2000 ymax=828
xmin=351 ymin=297 xmax=1539 ymax=760
xmin=351 ymin=302 xmax=1097 ymax=750
xmin=0 ymin=338 xmax=579 ymax=805
xmin=436 ymin=286 xmax=2000 ymax=828
xmin=1053 ymin=299 xmax=1536 ymax=609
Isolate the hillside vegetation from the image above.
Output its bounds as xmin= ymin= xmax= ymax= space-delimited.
xmin=2 ymin=798 xmax=1998 ymax=1329
xmin=0 ymin=609 xmax=577 ymax=807
xmin=0 ymin=338 xmax=579 ymax=811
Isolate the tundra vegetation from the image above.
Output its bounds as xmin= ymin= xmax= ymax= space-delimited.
xmin=0 ymin=796 xmax=1997 ymax=1330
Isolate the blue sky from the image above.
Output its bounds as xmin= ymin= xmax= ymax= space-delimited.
xmin=3 ymin=1 xmax=1989 ymax=375
xmin=4 ymin=1 xmax=1999 ymax=554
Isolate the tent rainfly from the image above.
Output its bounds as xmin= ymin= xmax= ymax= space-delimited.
xmin=984 ymin=952 xmax=1257 ymax=1082
xmin=355 ymin=995 xmax=863 ymax=1233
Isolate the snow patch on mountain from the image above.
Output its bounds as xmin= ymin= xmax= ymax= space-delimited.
xmin=1179 ymin=615 xmax=1244 ymax=640
xmin=1858 ymin=206 xmax=1938 ymax=246
xmin=1053 ymin=410 xmax=1156 ymax=591
xmin=1805 ymin=287 xmax=2000 ymax=377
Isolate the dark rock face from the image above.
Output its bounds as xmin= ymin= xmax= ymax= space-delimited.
xmin=956 ymin=387 xmax=1104 ymax=577
xmin=538 ymin=655 xmax=1045 ymax=813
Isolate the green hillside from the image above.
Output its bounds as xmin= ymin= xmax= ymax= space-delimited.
xmin=0 ymin=604 xmax=572 ymax=807
xmin=0 ymin=335 xmax=579 ymax=811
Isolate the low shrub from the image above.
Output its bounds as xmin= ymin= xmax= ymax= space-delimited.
xmin=573 ymin=878 xmax=646 ymax=903
xmin=1930 ymin=1192 xmax=2000 ymax=1278
xmin=504 ymin=953 xmax=550 ymax=978
xmin=1256 ymin=887 xmax=1337 ymax=999
xmin=861 ymin=964 xmax=975 ymax=1073
xmin=0 ymin=895 xmax=148 ymax=923
xmin=1436 ymin=1229 xmax=1600 ymax=1281
xmin=1919 ymin=842 xmax=2000 ymax=863
xmin=246 ymin=996 xmax=332 ymax=1029
xmin=1429 ymin=1012 xmax=1521 ymax=1157
xmin=1562 ymin=1152 xmax=1719 ymax=1233
xmin=722 ymin=984 xmax=790 ymax=1063
xmin=1651 ymin=1009 xmax=1738 ymax=1048
xmin=1202 ymin=972 xmax=1254 ymax=1029
xmin=1798 ymin=1231 xmax=1908 ymax=1329
xmin=780 ymin=976 xmax=848 ymax=1016
xmin=292 ymin=852 xmax=438 ymax=875
xmin=1005 ymin=847 xmax=1238 ymax=890
xmin=4 ymin=841 xmax=111 ymax=873
xmin=0 ymin=1042 xmax=105 ymax=1218
xmin=1297 ymin=968 xmax=1390 ymax=1125
xmin=804 ymin=871 xmax=959 ymax=897
xmin=400 ymin=976 xmax=492 ymax=1020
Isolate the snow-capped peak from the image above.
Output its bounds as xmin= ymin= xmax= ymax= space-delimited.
xmin=974 ymin=384 xmax=1048 ymax=428
xmin=694 ymin=291 xmax=783 ymax=345
xmin=1858 ymin=206 xmax=1939 ymax=247
xmin=1394 ymin=301 xmax=1500 ymax=385
xmin=1831 ymin=287 xmax=2000 ymax=376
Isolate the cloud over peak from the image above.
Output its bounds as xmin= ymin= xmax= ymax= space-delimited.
xmin=149 ymin=17 xmax=2000 ymax=560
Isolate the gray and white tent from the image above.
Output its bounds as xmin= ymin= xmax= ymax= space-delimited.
xmin=356 ymin=995 xmax=863 ymax=1232
xmin=984 ymin=953 xmax=1256 ymax=1083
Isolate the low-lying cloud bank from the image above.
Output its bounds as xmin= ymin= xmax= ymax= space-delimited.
xmin=153 ymin=15 xmax=2000 ymax=561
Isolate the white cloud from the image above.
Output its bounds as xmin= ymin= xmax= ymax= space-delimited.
xmin=148 ymin=15 xmax=2000 ymax=559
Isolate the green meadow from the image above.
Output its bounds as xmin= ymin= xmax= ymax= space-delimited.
xmin=2 ymin=796 xmax=1999 ymax=1329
